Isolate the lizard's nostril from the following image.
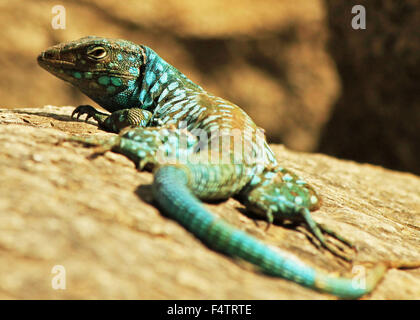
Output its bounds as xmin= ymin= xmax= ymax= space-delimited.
xmin=44 ymin=51 xmax=54 ymax=60
xmin=37 ymin=52 xmax=45 ymax=63
xmin=38 ymin=51 xmax=56 ymax=61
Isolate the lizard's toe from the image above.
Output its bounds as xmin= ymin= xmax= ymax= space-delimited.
xmin=71 ymin=105 xmax=98 ymax=121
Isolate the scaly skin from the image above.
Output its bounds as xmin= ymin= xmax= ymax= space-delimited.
xmin=38 ymin=36 xmax=420 ymax=298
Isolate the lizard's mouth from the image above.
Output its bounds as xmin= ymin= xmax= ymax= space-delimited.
xmin=37 ymin=51 xmax=76 ymax=71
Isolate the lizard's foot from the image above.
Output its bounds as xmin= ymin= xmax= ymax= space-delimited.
xmin=299 ymin=208 xmax=355 ymax=262
xmin=71 ymin=105 xmax=108 ymax=123
xmin=66 ymin=135 xmax=121 ymax=155
xmin=318 ymin=223 xmax=355 ymax=249
xmin=72 ymin=106 xmax=153 ymax=133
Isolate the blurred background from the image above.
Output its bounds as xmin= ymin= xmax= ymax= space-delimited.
xmin=0 ymin=0 xmax=419 ymax=175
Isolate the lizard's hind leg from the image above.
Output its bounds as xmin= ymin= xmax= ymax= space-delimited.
xmin=240 ymin=167 xmax=355 ymax=261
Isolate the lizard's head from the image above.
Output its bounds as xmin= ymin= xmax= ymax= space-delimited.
xmin=37 ymin=36 xmax=147 ymax=98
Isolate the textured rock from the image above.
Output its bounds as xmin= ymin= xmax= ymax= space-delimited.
xmin=0 ymin=106 xmax=419 ymax=299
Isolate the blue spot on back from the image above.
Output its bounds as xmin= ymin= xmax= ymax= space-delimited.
xmin=160 ymin=72 xmax=168 ymax=84
xmin=156 ymin=63 xmax=164 ymax=72
xmin=168 ymin=82 xmax=179 ymax=91
xmin=129 ymin=66 xmax=139 ymax=76
xmin=146 ymin=72 xmax=156 ymax=85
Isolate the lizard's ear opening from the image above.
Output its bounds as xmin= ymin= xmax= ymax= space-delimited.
xmin=87 ymin=46 xmax=108 ymax=60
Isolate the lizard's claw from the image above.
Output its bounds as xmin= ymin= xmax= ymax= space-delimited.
xmin=264 ymin=209 xmax=274 ymax=231
xmin=300 ymin=208 xmax=355 ymax=262
xmin=71 ymin=105 xmax=98 ymax=122
xmin=318 ymin=223 xmax=356 ymax=250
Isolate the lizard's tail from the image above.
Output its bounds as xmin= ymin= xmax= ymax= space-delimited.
xmin=152 ymin=165 xmax=417 ymax=299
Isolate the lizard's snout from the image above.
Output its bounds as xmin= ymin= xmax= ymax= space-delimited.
xmin=37 ymin=48 xmax=75 ymax=74
xmin=37 ymin=50 xmax=57 ymax=64
xmin=37 ymin=52 xmax=44 ymax=64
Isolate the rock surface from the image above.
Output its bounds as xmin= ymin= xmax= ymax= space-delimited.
xmin=0 ymin=106 xmax=419 ymax=299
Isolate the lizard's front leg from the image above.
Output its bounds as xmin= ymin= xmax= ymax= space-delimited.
xmin=72 ymin=105 xmax=153 ymax=133
xmin=69 ymin=125 xmax=198 ymax=171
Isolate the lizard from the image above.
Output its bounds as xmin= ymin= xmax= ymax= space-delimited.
xmin=37 ymin=36 xmax=420 ymax=299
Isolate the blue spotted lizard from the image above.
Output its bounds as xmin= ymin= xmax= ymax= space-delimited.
xmin=38 ymin=36 xmax=420 ymax=299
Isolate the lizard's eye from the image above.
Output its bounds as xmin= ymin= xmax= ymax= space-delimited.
xmin=87 ymin=46 xmax=107 ymax=60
